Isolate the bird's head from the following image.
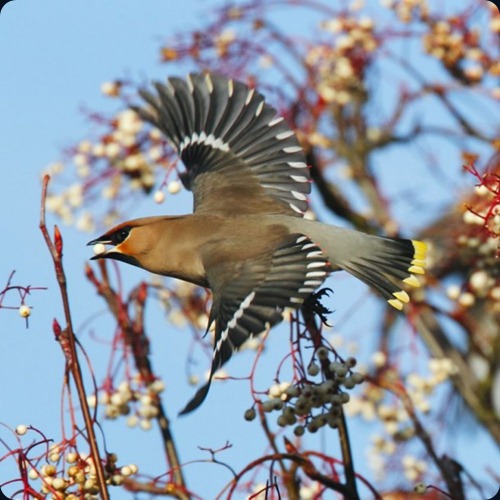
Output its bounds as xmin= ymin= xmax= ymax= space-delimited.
xmin=88 ymin=215 xmax=206 ymax=285
xmin=88 ymin=222 xmax=139 ymax=267
xmin=87 ymin=216 xmax=170 ymax=269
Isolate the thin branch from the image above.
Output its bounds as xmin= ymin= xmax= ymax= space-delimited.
xmin=39 ymin=175 xmax=109 ymax=500
xmin=300 ymin=305 xmax=360 ymax=500
xmin=223 ymin=451 xmax=352 ymax=499
xmin=85 ymin=261 xmax=190 ymax=499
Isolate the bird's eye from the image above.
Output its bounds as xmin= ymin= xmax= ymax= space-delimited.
xmin=111 ymin=227 xmax=131 ymax=245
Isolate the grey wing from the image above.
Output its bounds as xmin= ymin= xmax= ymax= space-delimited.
xmin=133 ymin=73 xmax=310 ymax=217
xmin=179 ymin=235 xmax=331 ymax=414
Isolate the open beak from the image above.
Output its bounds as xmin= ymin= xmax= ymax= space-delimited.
xmin=86 ymin=235 xmax=137 ymax=266
xmin=87 ymin=235 xmax=114 ymax=260
xmin=87 ymin=236 xmax=113 ymax=246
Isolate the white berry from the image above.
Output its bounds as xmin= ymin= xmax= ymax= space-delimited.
xmin=18 ymin=305 xmax=31 ymax=318
xmin=167 ymin=180 xmax=181 ymax=194
xmin=16 ymin=424 xmax=28 ymax=435
xmin=154 ymin=190 xmax=165 ymax=204
xmin=93 ymin=243 xmax=106 ymax=255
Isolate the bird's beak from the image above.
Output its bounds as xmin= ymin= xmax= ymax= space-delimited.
xmin=87 ymin=235 xmax=115 ymax=260
xmin=87 ymin=236 xmax=113 ymax=246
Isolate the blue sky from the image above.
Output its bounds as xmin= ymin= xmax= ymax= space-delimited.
xmin=1 ymin=1 xmax=499 ymax=498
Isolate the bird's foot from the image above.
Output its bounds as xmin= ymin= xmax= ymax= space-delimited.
xmin=303 ymin=288 xmax=333 ymax=326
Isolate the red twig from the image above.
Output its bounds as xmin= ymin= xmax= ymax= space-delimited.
xmin=39 ymin=175 xmax=110 ymax=499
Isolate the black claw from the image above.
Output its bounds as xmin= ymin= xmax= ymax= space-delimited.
xmin=304 ymin=287 xmax=333 ymax=326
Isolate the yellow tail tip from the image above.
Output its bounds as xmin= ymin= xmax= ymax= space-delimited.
xmin=408 ymin=265 xmax=425 ymax=275
xmin=393 ymin=290 xmax=410 ymax=303
xmin=411 ymin=259 xmax=426 ymax=267
xmin=403 ymin=275 xmax=421 ymax=288
xmin=388 ymin=298 xmax=404 ymax=310
xmin=412 ymin=240 xmax=428 ymax=261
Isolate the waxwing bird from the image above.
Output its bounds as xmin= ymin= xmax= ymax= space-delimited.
xmin=88 ymin=73 xmax=427 ymax=414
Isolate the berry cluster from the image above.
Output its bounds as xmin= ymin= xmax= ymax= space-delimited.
xmin=446 ymin=177 xmax=500 ymax=311
xmin=42 ymin=103 xmax=178 ymax=230
xmin=13 ymin=434 xmax=138 ymax=499
xmin=422 ymin=15 xmax=500 ymax=85
xmin=87 ymin=378 xmax=165 ymax=431
xmin=245 ymin=347 xmax=365 ymax=435
xmin=310 ymin=15 xmax=378 ymax=107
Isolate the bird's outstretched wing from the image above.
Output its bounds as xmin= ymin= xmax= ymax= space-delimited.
xmin=133 ymin=73 xmax=310 ymax=217
xmin=179 ymin=234 xmax=331 ymax=414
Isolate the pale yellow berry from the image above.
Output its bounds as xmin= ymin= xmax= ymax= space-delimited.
xmin=458 ymin=292 xmax=475 ymax=308
xmin=18 ymin=305 xmax=31 ymax=318
xmin=469 ymin=270 xmax=492 ymax=294
xmin=121 ymin=465 xmax=132 ymax=477
xmin=74 ymin=470 xmax=85 ymax=483
xmin=93 ymin=243 xmax=106 ymax=255
xmin=139 ymin=419 xmax=152 ymax=431
xmin=154 ymin=190 xmax=165 ymax=204
xmin=140 ymin=394 xmax=153 ymax=406
xmin=105 ymin=142 xmax=121 ymax=158
xmin=167 ymin=180 xmax=181 ymax=194
xmin=84 ymin=478 xmax=99 ymax=492
xmin=138 ymin=404 xmax=158 ymax=418
xmin=111 ymin=474 xmax=124 ymax=485
xmin=475 ymin=184 xmax=491 ymax=197
xmin=101 ymin=81 xmax=121 ymax=97
xmin=126 ymin=415 xmax=139 ymax=427
xmin=371 ymin=351 xmax=386 ymax=367
xmin=268 ymin=384 xmax=283 ymax=398
xmin=67 ymin=465 xmax=80 ymax=477
xmin=52 ymin=477 xmax=67 ymax=491
xmin=76 ymin=140 xmax=91 ymax=153
xmin=15 ymin=424 xmax=28 ymax=435
xmin=150 ymin=379 xmax=165 ymax=393
xmin=41 ymin=477 xmax=53 ymax=492
xmin=41 ymin=464 xmax=56 ymax=476
xmin=110 ymin=392 xmax=125 ymax=406
xmin=463 ymin=210 xmax=484 ymax=226
xmin=446 ymin=285 xmax=461 ymax=300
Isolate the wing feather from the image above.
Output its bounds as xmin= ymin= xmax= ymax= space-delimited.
xmin=133 ymin=73 xmax=311 ymax=217
xmin=179 ymin=235 xmax=331 ymax=414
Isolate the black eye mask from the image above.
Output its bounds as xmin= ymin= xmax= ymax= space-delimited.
xmin=111 ymin=227 xmax=131 ymax=245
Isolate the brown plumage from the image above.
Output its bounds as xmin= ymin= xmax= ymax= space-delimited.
xmin=89 ymin=73 xmax=427 ymax=414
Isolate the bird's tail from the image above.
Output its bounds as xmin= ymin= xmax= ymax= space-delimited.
xmin=338 ymin=235 xmax=426 ymax=310
xmin=299 ymin=221 xmax=427 ymax=310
